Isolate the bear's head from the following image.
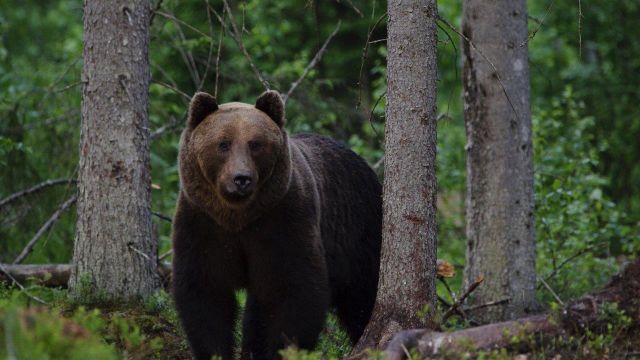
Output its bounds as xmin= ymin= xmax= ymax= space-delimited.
xmin=178 ymin=90 xmax=292 ymax=231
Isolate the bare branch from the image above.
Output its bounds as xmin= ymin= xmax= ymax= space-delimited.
xmin=13 ymin=195 xmax=78 ymax=264
xmin=159 ymin=249 xmax=173 ymax=261
xmin=151 ymin=79 xmax=191 ymax=100
xmin=520 ymin=0 xmax=554 ymax=47
xmin=150 ymin=115 xmax=182 ymax=140
xmin=152 ymin=211 xmax=173 ymax=223
xmin=463 ymin=297 xmax=510 ymax=313
xmin=442 ymin=276 xmax=484 ymax=321
xmin=0 ymin=178 xmax=77 ymax=210
xmin=214 ymin=4 xmax=226 ymax=98
xmin=357 ymin=12 xmax=387 ymax=109
xmin=220 ymin=0 xmax=270 ymax=91
xmin=0 ymin=263 xmax=47 ymax=304
xmin=540 ymin=277 xmax=565 ymax=306
xmin=282 ymin=21 xmax=341 ymax=104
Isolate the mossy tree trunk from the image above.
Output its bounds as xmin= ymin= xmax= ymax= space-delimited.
xmin=352 ymin=0 xmax=439 ymax=354
xmin=462 ymin=0 xmax=536 ymax=322
xmin=70 ymin=0 xmax=159 ymax=301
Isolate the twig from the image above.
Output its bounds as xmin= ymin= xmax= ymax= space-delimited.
xmin=149 ymin=0 xmax=164 ymax=25
xmin=198 ymin=0 xmax=217 ymax=92
xmin=13 ymin=195 xmax=78 ymax=264
xmin=282 ymin=21 xmax=341 ymax=104
xmin=0 ymin=178 xmax=77 ymax=210
xmin=366 ymin=91 xmax=385 ymax=137
xmin=443 ymin=276 xmax=484 ymax=321
xmin=127 ymin=243 xmax=153 ymax=262
xmin=220 ymin=0 xmax=270 ymax=91
xmin=539 ymin=242 xmax=607 ymax=288
xmin=151 ymin=79 xmax=191 ymax=100
xmin=339 ymin=0 xmax=363 ymax=17
xmin=159 ymin=249 xmax=173 ymax=261
xmin=214 ymin=4 xmax=226 ymax=98
xmin=439 ymin=277 xmax=457 ymax=303
xmin=152 ymin=211 xmax=173 ymax=223
xmin=150 ymin=115 xmax=182 ymax=140
xmin=0 ymin=263 xmax=47 ymax=304
xmin=357 ymin=12 xmax=387 ymax=109
xmin=437 ymin=15 xmax=521 ymax=123
xmin=463 ymin=297 xmax=511 ymax=313
xmin=155 ymin=10 xmax=213 ymax=41
xmin=540 ymin=277 xmax=565 ymax=306
xmin=54 ymin=81 xmax=83 ymax=93
xmin=578 ymin=0 xmax=582 ymax=58
xmin=372 ymin=155 xmax=384 ymax=170
xmin=520 ymin=0 xmax=554 ymax=47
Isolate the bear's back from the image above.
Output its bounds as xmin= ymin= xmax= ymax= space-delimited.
xmin=290 ymin=133 xmax=382 ymax=300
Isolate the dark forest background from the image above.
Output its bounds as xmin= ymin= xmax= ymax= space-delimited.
xmin=1 ymin=0 xmax=639 ymax=311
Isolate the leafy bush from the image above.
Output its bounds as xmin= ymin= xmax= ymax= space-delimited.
xmin=533 ymin=87 xmax=639 ymax=302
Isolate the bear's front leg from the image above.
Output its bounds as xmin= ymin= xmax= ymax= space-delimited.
xmin=174 ymin=275 xmax=237 ymax=360
xmin=172 ymin=197 xmax=241 ymax=360
xmin=240 ymin=231 xmax=330 ymax=359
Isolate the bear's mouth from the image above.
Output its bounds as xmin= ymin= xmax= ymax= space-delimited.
xmin=220 ymin=189 xmax=254 ymax=204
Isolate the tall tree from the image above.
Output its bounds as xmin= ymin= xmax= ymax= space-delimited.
xmin=462 ymin=0 xmax=536 ymax=321
xmin=352 ymin=0 xmax=438 ymax=353
xmin=69 ymin=0 xmax=159 ymax=300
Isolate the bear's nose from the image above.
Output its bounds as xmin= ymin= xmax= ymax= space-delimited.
xmin=233 ymin=175 xmax=253 ymax=191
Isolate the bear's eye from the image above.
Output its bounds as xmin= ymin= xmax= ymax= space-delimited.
xmin=218 ymin=141 xmax=231 ymax=152
xmin=248 ymin=141 xmax=262 ymax=152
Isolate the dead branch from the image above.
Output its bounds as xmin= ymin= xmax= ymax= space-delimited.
xmin=0 ymin=263 xmax=173 ymax=289
xmin=0 ymin=263 xmax=48 ymax=304
xmin=357 ymin=12 xmax=387 ymax=109
xmin=13 ymin=195 xmax=78 ymax=265
xmin=442 ymin=276 xmax=483 ymax=321
xmin=383 ymin=258 xmax=640 ymax=359
xmin=213 ymin=4 xmax=226 ymax=98
xmin=219 ymin=0 xmax=270 ymax=91
xmin=0 ymin=178 xmax=77 ymax=210
xmin=152 ymin=211 xmax=173 ymax=223
xmin=151 ymin=79 xmax=191 ymax=100
xmin=463 ymin=298 xmax=510 ymax=313
xmin=282 ymin=21 xmax=341 ymax=104
xmin=0 ymin=264 xmax=71 ymax=288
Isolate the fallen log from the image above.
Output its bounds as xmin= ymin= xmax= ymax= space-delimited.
xmin=0 ymin=263 xmax=173 ymax=288
xmin=384 ymin=258 xmax=640 ymax=359
xmin=0 ymin=264 xmax=72 ymax=287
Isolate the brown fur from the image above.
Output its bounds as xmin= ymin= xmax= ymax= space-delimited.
xmin=172 ymin=91 xmax=382 ymax=360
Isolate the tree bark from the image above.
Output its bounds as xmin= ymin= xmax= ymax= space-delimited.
xmin=352 ymin=0 xmax=439 ymax=355
xmin=462 ymin=0 xmax=536 ymax=322
xmin=70 ymin=0 xmax=159 ymax=300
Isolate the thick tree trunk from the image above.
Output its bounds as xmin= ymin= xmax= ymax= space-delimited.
xmin=69 ymin=0 xmax=159 ymax=300
xmin=462 ymin=0 xmax=536 ymax=322
xmin=352 ymin=0 xmax=439 ymax=355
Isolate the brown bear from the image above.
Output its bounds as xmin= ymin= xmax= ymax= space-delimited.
xmin=172 ymin=90 xmax=381 ymax=360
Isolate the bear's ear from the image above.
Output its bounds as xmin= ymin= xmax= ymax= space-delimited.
xmin=255 ymin=90 xmax=285 ymax=127
xmin=188 ymin=92 xmax=218 ymax=129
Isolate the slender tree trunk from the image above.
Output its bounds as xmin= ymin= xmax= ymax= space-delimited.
xmin=462 ymin=0 xmax=536 ymax=322
xmin=352 ymin=0 xmax=438 ymax=354
xmin=70 ymin=0 xmax=159 ymax=300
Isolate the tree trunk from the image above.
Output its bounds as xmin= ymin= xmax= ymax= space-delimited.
xmin=352 ymin=0 xmax=439 ymax=355
xmin=462 ymin=0 xmax=536 ymax=322
xmin=70 ymin=0 xmax=159 ymax=301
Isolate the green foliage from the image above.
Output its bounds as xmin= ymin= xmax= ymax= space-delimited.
xmin=533 ymin=88 xmax=639 ymax=301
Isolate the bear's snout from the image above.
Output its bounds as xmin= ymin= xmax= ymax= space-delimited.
xmin=233 ymin=174 xmax=253 ymax=191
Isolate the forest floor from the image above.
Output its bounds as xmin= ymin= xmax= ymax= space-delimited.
xmin=0 ymin=283 xmax=639 ymax=359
